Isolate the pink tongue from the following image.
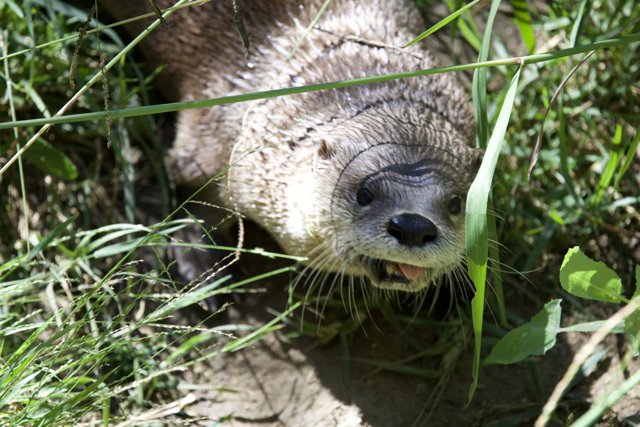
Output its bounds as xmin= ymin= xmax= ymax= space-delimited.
xmin=396 ymin=263 xmax=424 ymax=281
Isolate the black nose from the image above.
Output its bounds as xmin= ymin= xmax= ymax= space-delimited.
xmin=387 ymin=213 xmax=438 ymax=247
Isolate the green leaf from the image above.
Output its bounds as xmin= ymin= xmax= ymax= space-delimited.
xmin=485 ymin=299 xmax=562 ymax=365
xmin=23 ymin=140 xmax=78 ymax=180
xmin=559 ymin=246 xmax=623 ymax=303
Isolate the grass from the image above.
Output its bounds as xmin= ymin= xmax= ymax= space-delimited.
xmin=1 ymin=0 xmax=639 ymax=425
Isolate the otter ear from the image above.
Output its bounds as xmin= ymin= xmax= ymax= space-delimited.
xmin=317 ymin=140 xmax=336 ymax=160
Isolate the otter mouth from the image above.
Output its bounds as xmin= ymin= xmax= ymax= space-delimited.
xmin=362 ymin=256 xmax=430 ymax=287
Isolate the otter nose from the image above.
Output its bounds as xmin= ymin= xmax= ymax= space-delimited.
xmin=387 ymin=213 xmax=438 ymax=247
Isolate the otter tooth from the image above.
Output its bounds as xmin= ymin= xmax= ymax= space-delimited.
xmin=385 ymin=262 xmax=396 ymax=277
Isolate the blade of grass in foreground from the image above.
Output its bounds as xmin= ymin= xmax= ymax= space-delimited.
xmin=473 ymin=0 xmax=500 ymax=149
xmin=466 ymin=65 xmax=523 ymax=402
xmin=471 ymin=0 xmax=507 ymax=329
xmin=466 ymin=0 xmax=500 ymax=403
xmin=1 ymin=32 xmax=638 ymax=135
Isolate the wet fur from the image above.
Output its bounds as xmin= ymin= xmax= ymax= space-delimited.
xmin=104 ymin=0 xmax=481 ymax=292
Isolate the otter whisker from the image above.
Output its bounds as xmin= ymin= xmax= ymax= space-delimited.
xmin=317 ymin=263 xmax=347 ymax=322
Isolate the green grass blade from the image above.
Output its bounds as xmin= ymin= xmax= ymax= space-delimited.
xmin=0 ymin=215 xmax=76 ymax=277
xmin=222 ymin=301 xmax=301 ymax=352
xmin=404 ymin=0 xmax=480 ymax=48
xmin=0 ymin=0 xmax=191 ymax=178
xmin=569 ymin=0 xmax=590 ymax=47
xmin=613 ymin=125 xmax=640 ymax=190
xmin=466 ymin=65 xmax=523 ymax=402
xmin=570 ymin=365 xmax=640 ymax=427
xmin=487 ymin=200 xmax=506 ymax=326
xmin=0 ymin=0 xmax=212 ymax=62
xmin=41 ymin=371 xmax=113 ymax=427
xmin=466 ymin=0 xmax=502 ymax=402
xmin=456 ymin=14 xmax=482 ymax=51
xmin=557 ymin=97 xmax=584 ymax=209
xmin=510 ymin=0 xmax=536 ymax=52
xmin=1 ymin=32 xmax=639 ymax=136
xmin=2 ymin=0 xmax=24 ymax=18
xmin=590 ymin=123 xmax=624 ymax=207
xmin=351 ymin=358 xmax=439 ymax=378
xmin=472 ymin=0 xmax=501 ymax=149
xmin=445 ymin=0 xmax=482 ymax=51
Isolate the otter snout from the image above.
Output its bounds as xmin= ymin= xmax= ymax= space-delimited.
xmin=387 ymin=213 xmax=438 ymax=247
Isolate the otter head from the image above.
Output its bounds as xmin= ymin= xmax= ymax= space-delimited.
xmin=313 ymin=118 xmax=481 ymax=292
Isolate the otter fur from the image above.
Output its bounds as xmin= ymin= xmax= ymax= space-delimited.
xmin=104 ymin=0 xmax=481 ymax=292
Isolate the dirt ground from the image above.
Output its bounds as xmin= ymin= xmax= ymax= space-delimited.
xmin=172 ymin=277 xmax=640 ymax=427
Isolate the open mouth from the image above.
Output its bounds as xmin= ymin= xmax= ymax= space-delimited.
xmin=362 ymin=257 xmax=429 ymax=284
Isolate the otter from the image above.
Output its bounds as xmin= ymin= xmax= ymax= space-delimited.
xmin=103 ymin=0 xmax=481 ymax=292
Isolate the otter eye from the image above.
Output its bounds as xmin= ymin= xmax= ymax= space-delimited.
xmin=356 ymin=188 xmax=374 ymax=206
xmin=448 ymin=196 xmax=462 ymax=215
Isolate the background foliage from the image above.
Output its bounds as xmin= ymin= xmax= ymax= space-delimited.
xmin=0 ymin=0 xmax=638 ymax=425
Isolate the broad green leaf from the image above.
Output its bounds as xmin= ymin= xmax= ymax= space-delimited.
xmin=485 ymin=299 xmax=562 ymax=365
xmin=559 ymin=246 xmax=623 ymax=303
xmin=23 ymin=140 xmax=78 ymax=180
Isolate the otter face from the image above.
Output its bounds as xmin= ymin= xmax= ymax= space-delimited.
xmin=327 ymin=141 xmax=481 ymax=292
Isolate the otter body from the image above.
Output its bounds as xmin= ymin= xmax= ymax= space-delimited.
xmin=106 ymin=0 xmax=481 ymax=292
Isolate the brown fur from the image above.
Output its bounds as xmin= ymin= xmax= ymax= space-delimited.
xmin=105 ymin=0 xmax=481 ymax=292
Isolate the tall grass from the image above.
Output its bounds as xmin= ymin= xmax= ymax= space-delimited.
xmin=0 ymin=0 xmax=639 ymax=425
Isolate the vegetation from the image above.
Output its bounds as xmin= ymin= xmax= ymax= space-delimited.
xmin=0 ymin=0 xmax=638 ymax=425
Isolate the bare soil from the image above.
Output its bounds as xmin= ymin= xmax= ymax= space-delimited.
xmin=175 ymin=278 xmax=640 ymax=427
